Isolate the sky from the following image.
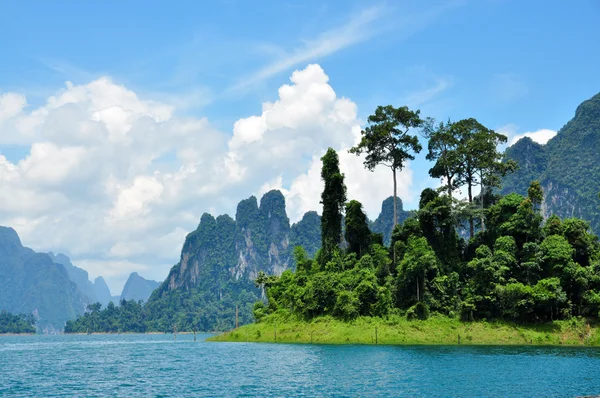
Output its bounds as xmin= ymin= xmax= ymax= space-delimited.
xmin=0 ymin=0 xmax=599 ymax=293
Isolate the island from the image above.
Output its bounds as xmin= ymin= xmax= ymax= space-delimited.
xmin=210 ymin=107 xmax=600 ymax=346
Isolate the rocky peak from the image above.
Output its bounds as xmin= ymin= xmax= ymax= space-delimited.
xmin=235 ymin=196 xmax=259 ymax=230
xmin=120 ymin=272 xmax=160 ymax=302
xmin=0 ymin=226 xmax=23 ymax=256
xmin=370 ymin=196 xmax=411 ymax=245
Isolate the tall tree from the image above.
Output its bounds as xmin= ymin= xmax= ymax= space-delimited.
xmin=350 ymin=105 xmax=423 ymax=233
xmin=528 ymin=180 xmax=544 ymax=213
xmin=320 ymin=148 xmax=347 ymax=261
xmin=423 ymin=118 xmax=462 ymax=201
xmin=452 ymin=118 xmax=516 ymax=238
xmin=345 ymin=200 xmax=371 ymax=257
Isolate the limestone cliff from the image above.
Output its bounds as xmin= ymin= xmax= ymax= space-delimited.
xmin=503 ymin=92 xmax=600 ymax=234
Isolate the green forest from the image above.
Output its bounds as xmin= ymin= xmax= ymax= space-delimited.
xmin=0 ymin=311 xmax=36 ymax=334
xmin=65 ymin=104 xmax=600 ymax=334
xmin=255 ymin=106 xmax=600 ymax=325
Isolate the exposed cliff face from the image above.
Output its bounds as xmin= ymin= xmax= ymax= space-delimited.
xmin=164 ymin=190 xmax=292 ymax=293
xmin=0 ymin=227 xmax=87 ymax=332
xmin=234 ymin=190 xmax=291 ymax=280
xmin=503 ymin=92 xmax=600 ymax=234
xmin=146 ymin=190 xmax=297 ymax=331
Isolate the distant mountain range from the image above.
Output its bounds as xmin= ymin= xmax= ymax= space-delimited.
xmin=502 ymin=92 xmax=600 ymax=234
xmin=0 ymin=227 xmax=86 ymax=332
xmin=0 ymin=227 xmax=160 ymax=332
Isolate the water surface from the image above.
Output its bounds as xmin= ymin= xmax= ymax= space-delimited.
xmin=1 ymin=334 xmax=599 ymax=397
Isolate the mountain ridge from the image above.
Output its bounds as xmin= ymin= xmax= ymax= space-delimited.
xmin=502 ymin=92 xmax=600 ymax=233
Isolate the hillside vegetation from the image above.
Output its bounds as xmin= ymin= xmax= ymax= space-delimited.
xmin=503 ymin=92 xmax=600 ymax=234
xmin=212 ymin=104 xmax=600 ymax=345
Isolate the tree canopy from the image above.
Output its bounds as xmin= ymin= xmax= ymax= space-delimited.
xmin=350 ymin=105 xmax=423 ymax=235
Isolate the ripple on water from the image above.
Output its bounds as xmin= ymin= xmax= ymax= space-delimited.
xmin=1 ymin=334 xmax=600 ymax=397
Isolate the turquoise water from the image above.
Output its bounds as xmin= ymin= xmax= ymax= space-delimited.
xmin=1 ymin=334 xmax=600 ymax=397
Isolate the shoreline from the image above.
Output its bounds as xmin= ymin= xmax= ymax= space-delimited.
xmin=0 ymin=333 xmax=35 ymax=336
xmin=1 ymin=331 xmax=219 ymax=336
xmin=207 ymin=315 xmax=600 ymax=347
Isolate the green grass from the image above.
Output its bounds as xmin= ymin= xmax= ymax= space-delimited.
xmin=207 ymin=314 xmax=600 ymax=346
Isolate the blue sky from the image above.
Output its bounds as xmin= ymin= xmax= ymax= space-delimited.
xmin=0 ymin=0 xmax=598 ymax=291
xmin=2 ymin=0 xmax=599 ymax=127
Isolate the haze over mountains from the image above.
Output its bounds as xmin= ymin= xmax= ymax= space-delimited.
xmin=0 ymin=228 xmax=160 ymax=332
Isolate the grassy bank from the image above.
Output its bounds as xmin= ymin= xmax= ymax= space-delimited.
xmin=207 ymin=314 xmax=600 ymax=346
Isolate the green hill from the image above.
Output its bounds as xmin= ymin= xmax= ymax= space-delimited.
xmin=503 ymin=92 xmax=600 ymax=233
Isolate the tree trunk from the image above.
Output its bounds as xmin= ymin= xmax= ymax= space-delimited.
xmin=447 ymin=175 xmax=453 ymax=201
xmin=468 ymin=180 xmax=474 ymax=239
xmin=480 ymin=171 xmax=485 ymax=232
xmin=392 ymin=168 xmax=398 ymax=266
xmin=416 ymin=277 xmax=420 ymax=302
xmin=392 ymin=168 xmax=398 ymax=228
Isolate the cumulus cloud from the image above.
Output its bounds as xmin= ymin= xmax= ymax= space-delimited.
xmin=509 ymin=129 xmax=557 ymax=146
xmin=0 ymin=64 xmax=414 ymax=292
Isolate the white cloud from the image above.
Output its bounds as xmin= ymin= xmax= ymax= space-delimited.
xmin=0 ymin=64 xmax=415 ymax=293
xmin=229 ymin=6 xmax=385 ymax=92
xmin=283 ymin=148 xmax=413 ymax=223
xmin=403 ymin=78 xmax=453 ymax=107
xmin=228 ymin=1 xmax=465 ymax=93
xmin=0 ymin=93 xmax=27 ymax=123
xmin=509 ymin=129 xmax=557 ymax=146
xmin=109 ymin=175 xmax=164 ymax=220
xmin=496 ymin=124 xmax=557 ymax=148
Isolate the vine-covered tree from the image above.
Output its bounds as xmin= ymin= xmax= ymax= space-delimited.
xmin=320 ymin=148 xmax=347 ymax=261
xmin=345 ymin=200 xmax=371 ymax=258
xmin=528 ymin=180 xmax=544 ymax=213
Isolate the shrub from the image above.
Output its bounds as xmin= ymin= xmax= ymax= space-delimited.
xmin=406 ymin=302 xmax=430 ymax=320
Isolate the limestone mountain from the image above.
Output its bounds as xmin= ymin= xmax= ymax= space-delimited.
xmin=145 ymin=190 xmax=298 ymax=331
xmin=502 ymin=92 xmax=600 ymax=233
xmin=143 ymin=190 xmax=407 ymax=332
xmin=47 ymin=252 xmax=97 ymax=303
xmin=120 ymin=272 xmax=160 ymax=302
xmin=92 ymin=276 xmax=119 ymax=307
xmin=47 ymin=252 xmax=120 ymax=308
xmin=370 ymin=196 xmax=413 ymax=246
xmin=290 ymin=211 xmax=321 ymax=258
xmin=0 ymin=227 xmax=87 ymax=332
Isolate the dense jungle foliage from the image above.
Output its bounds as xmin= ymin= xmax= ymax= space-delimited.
xmin=0 ymin=311 xmax=36 ymax=334
xmin=254 ymin=107 xmax=600 ymax=324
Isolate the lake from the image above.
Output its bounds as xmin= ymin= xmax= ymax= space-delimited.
xmin=1 ymin=334 xmax=599 ymax=397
